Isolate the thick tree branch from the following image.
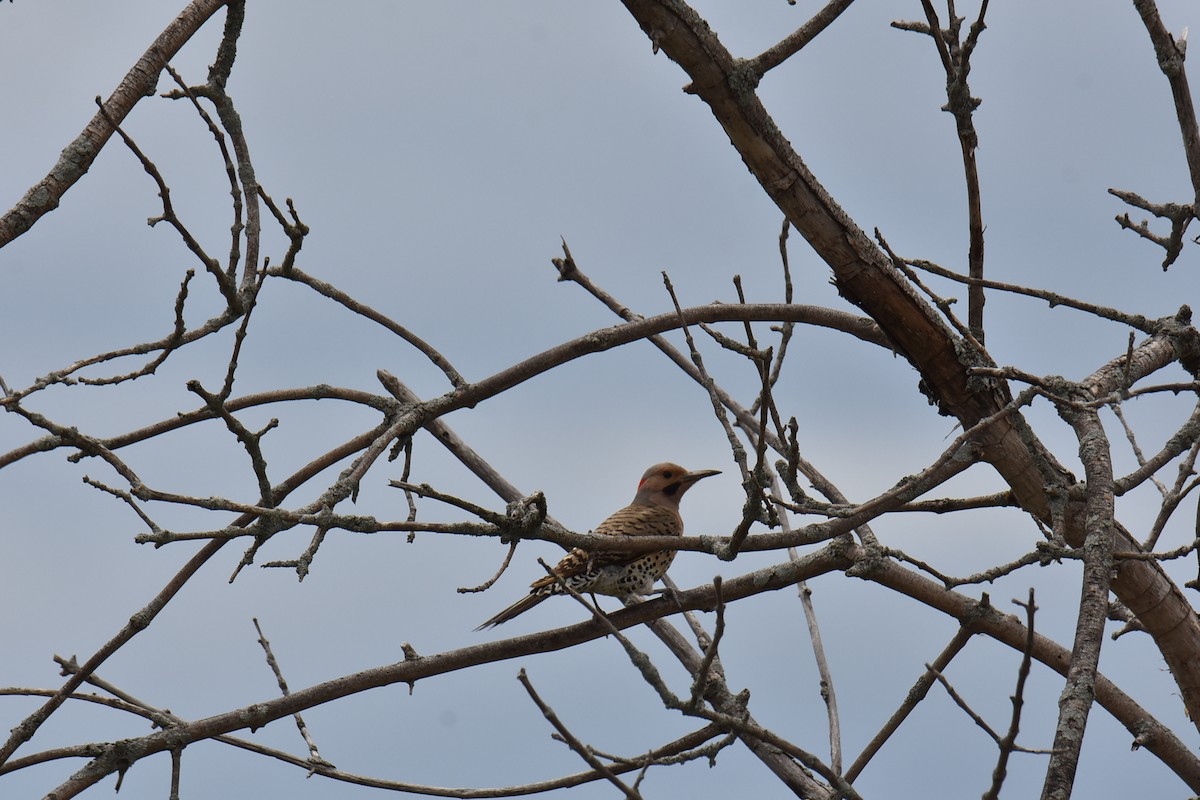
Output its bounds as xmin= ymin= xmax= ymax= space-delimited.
xmin=1041 ymin=403 xmax=1115 ymax=800
xmin=618 ymin=0 xmax=1200 ymax=728
xmin=0 ymin=0 xmax=231 ymax=248
xmin=39 ymin=542 xmax=1200 ymax=797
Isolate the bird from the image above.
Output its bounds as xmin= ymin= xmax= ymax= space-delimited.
xmin=475 ymin=462 xmax=719 ymax=630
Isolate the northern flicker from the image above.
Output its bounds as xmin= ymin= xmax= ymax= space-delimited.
xmin=475 ymin=462 xmax=719 ymax=630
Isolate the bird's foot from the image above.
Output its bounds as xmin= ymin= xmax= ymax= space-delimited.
xmin=645 ymin=586 xmax=685 ymax=612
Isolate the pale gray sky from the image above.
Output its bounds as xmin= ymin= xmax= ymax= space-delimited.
xmin=2 ymin=1 xmax=1198 ymax=798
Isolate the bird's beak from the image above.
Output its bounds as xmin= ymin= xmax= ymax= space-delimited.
xmin=685 ymin=469 xmax=721 ymax=484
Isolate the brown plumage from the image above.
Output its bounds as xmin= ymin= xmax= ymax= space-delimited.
xmin=475 ymin=462 xmax=719 ymax=630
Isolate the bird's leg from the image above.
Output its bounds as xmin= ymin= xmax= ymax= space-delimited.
xmin=623 ymin=587 xmax=683 ymax=614
xmin=649 ymin=583 xmax=685 ymax=612
xmin=587 ymin=592 xmax=623 ymax=635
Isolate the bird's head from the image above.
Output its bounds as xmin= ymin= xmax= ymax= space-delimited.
xmin=632 ymin=462 xmax=721 ymax=509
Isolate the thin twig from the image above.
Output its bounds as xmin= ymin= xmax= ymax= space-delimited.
xmin=516 ymin=669 xmax=643 ymax=800
xmin=260 ymin=525 xmax=329 ymax=581
xmin=985 ymin=589 xmax=1041 ymax=800
xmin=252 ymin=618 xmax=333 ymax=770
xmin=162 ymin=62 xmax=247 ymax=291
xmin=688 ymin=577 xmax=727 ymax=710
xmin=661 ymin=272 xmax=752 ymax=561
xmin=747 ymin=0 xmax=857 ymax=75
xmin=846 ymin=624 xmax=975 ymax=782
xmin=96 ymin=92 xmax=236 ymax=307
xmin=797 ymin=579 xmax=842 ymax=774
xmin=901 ymin=256 xmax=1155 ymax=332
xmin=1110 ymin=402 xmax=1168 ymax=497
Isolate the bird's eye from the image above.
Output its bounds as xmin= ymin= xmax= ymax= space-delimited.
xmin=662 ymin=470 xmax=674 ymax=478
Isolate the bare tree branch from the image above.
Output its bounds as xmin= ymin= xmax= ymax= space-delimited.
xmin=1041 ymin=399 xmax=1116 ymax=800
xmin=517 ymin=669 xmax=643 ymax=800
xmin=986 ymin=590 xmax=1042 ymax=800
xmin=847 ymin=624 xmax=975 ymax=782
xmin=1131 ymin=0 xmax=1200 ymax=207
xmin=0 ymin=0 xmax=231 ymax=247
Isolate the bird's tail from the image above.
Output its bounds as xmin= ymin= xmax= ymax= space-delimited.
xmin=474 ymin=591 xmax=551 ymax=631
